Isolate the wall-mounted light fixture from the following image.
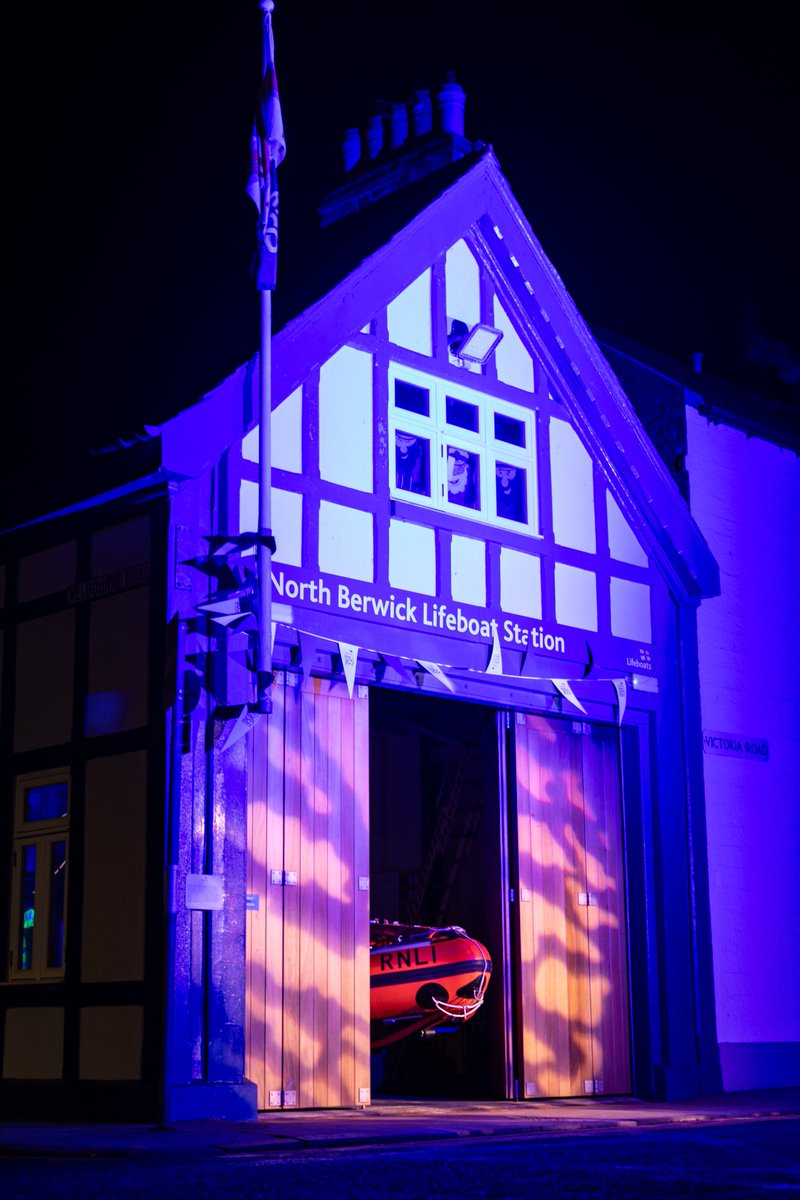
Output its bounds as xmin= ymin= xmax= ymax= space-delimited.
xmin=448 ymin=320 xmax=504 ymax=365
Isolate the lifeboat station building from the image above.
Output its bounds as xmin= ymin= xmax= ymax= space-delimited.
xmin=1 ymin=87 xmax=797 ymax=1121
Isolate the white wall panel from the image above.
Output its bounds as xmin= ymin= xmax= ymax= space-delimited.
xmin=319 ymin=347 xmax=374 ymax=491
xmin=550 ymin=418 xmax=596 ymax=553
xmin=319 ymin=501 xmax=374 ymax=582
xmin=493 ymin=296 xmax=535 ymax=392
xmin=450 ymin=534 xmax=486 ymax=607
xmin=387 ymin=270 xmax=432 ymax=357
xmin=445 ymin=240 xmax=481 ymax=330
xmin=500 ymin=547 xmax=542 ymax=618
xmin=242 ymin=385 xmax=303 ymax=474
xmin=389 ymin=520 xmax=436 ymax=595
xmin=241 ymin=480 xmax=302 ymax=567
xmin=554 ymin=562 xmax=597 ymax=631
xmin=606 ymin=492 xmax=648 ymax=566
xmin=609 ymin=577 xmax=652 ymax=643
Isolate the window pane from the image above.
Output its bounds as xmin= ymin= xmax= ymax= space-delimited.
xmin=446 ymin=396 xmax=480 ymax=433
xmin=19 ymin=845 xmax=36 ymax=971
xmin=395 ymin=430 xmax=431 ymax=497
xmin=394 ymin=380 xmax=430 ymax=417
xmin=494 ymin=412 xmax=526 ymax=448
xmin=446 ymin=446 xmax=481 ymax=510
xmin=495 ymin=461 xmax=528 ymax=523
xmin=25 ymin=782 xmax=68 ymax=823
xmin=47 ymin=840 xmax=67 ymax=969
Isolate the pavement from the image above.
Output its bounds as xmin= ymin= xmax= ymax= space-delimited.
xmin=1 ymin=1089 xmax=798 ymax=1160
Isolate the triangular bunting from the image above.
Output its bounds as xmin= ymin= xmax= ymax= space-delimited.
xmin=552 ymin=678 xmax=587 ymax=714
xmin=611 ymin=677 xmax=627 ymax=726
xmin=417 ymin=660 xmax=456 ymax=692
xmin=486 ymin=629 xmax=503 ymax=675
xmin=220 ymin=705 xmax=265 ymax=751
xmin=339 ymin=642 xmax=359 ymax=698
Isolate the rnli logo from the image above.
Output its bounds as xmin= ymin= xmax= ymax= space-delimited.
xmin=378 ymin=945 xmax=438 ymax=971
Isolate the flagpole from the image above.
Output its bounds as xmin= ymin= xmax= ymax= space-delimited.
xmin=257 ymin=282 xmax=273 ymax=713
xmin=254 ymin=0 xmax=279 ymax=715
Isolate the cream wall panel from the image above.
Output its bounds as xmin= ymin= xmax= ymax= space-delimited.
xmin=319 ymin=502 xmax=374 ymax=582
xmin=493 ymin=297 xmax=535 ymax=392
xmin=500 ymin=547 xmax=542 ymax=618
xmin=550 ymin=418 xmax=596 ymax=553
xmin=319 ymin=347 xmax=374 ymax=491
xmin=243 ymin=385 xmax=303 ymax=473
xmin=450 ymin=535 xmax=486 ymax=607
xmin=606 ymin=492 xmax=648 ymax=566
xmin=387 ymin=270 xmax=432 ymax=356
xmin=14 ymin=611 xmax=75 ymax=752
xmin=18 ymin=541 xmax=77 ymax=602
xmin=240 ymin=481 xmax=303 ymax=567
xmin=82 ymin=752 xmax=147 ymax=982
xmin=3 ymin=1008 xmax=64 ymax=1079
xmin=609 ymin=577 xmax=652 ymax=643
xmin=91 ymin=516 xmax=150 ymax=575
xmin=554 ymin=562 xmax=598 ymax=631
xmin=445 ymin=240 xmax=481 ymax=330
xmin=389 ymin=520 xmax=436 ymax=595
xmin=79 ymin=1006 xmax=143 ymax=1080
xmin=87 ymin=587 xmax=150 ymax=735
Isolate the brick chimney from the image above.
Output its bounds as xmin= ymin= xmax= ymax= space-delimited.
xmin=319 ymin=74 xmax=480 ymax=227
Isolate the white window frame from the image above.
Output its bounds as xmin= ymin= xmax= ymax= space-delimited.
xmin=389 ymin=363 xmax=540 ymax=536
xmin=8 ymin=768 xmax=70 ymax=982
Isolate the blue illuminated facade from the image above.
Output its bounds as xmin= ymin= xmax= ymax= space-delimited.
xmin=0 ymin=88 xmax=796 ymax=1120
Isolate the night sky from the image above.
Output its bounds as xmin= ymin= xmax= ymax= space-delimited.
xmin=6 ymin=1 xmax=798 ymax=488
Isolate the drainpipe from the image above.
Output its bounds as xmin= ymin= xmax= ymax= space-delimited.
xmin=161 ymin=616 xmax=186 ymax=1128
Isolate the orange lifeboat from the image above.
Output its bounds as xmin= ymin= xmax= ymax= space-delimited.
xmin=370 ymin=920 xmax=492 ymax=1049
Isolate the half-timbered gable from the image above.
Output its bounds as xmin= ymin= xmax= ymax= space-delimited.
xmin=166 ymin=148 xmax=714 ymax=696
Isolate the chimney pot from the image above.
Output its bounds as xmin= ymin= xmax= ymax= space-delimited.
xmin=342 ymin=127 xmax=361 ymax=172
xmin=366 ymin=113 xmax=384 ymax=159
xmin=389 ymin=102 xmax=409 ymax=150
xmin=436 ymin=75 xmax=466 ymax=137
xmin=411 ymin=88 xmax=433 ymax=137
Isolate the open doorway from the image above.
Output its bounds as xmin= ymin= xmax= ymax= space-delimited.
xmin=369 ymin=687 xmax=507 ymax=1099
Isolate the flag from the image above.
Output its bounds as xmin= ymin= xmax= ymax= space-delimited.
xmin=247 ymin=5 xmax=285 ymax=290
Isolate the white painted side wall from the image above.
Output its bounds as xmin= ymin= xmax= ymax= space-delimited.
xmin=686 ymin=406 xmax=800 ymax=1088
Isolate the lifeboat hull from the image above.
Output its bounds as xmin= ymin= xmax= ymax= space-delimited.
xmin=369 ymin=923 xmax=492 ymax=1029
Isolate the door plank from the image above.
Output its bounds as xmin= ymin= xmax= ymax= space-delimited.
xmin=583 ymin=724 xmax=631 ymax=1094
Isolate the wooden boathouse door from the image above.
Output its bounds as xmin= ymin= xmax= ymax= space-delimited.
xmin=246 ymin=673 xmax=371 ymax=1109
xmin=512 ymin=713 xmax=631 ymax=1098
